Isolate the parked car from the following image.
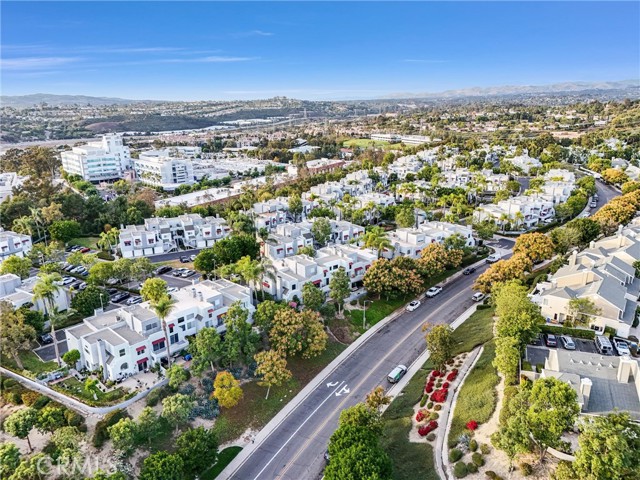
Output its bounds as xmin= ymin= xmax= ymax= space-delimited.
xmin=126 ymin=296 xmax=142 ymax=305
xmin=61 ymin=276 xmax=75 ymax=286
xmin=406 ymin=300 xmax=421 ymax=312
xmin=76 ymin=281 xmax=87 ymax=290
xmin=560 ymin=336 xmax=576 ymax=350
xmin=387 ymin=365 xmax=408 ymax=383
xmin=154 ymin=265 xmax=172 ymax=275
xmin=472 ymin=292 xmax=485 ymax=302
xmin=70 ymin=266 xmax=84 ymax=274
xmin=39 ymin=333 xmax=54 ymax=345
xmin=112 ymin=292 xmax=131 ymax=303
xmin=426 ymin=286 xmax=443 ymax=298
xmin=529 ymin=334 xmax=543 ymax=346
xmin=167 ymin=287 xmax=178 ymax=293
xmin=181 ymin=270 xmax=197 ymax=278
xmin=613 ymin=339 xmax=631 ymax=356
xmin=463 ymin=266 xmax=476 ymax=275
xmin=544 ymin=334 xmax=558 ymax=347
xmin=80 ymin=247 xmax=91 ymax=253
xmin=179 ymin=256 xmax=190 ymax=263
xmin=172 ymin=268 xmax=187 ymax=277
xmin=190 ymin=254 xmax=197 ymax=262
xmin=107 ymin=288 xmax=118 ymax=296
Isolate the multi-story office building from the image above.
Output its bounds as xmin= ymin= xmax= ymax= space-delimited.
xmin=133 ymin=147 xmax=197 ymax=191
xmin=61 ymin=134 xmax=131 ymax=182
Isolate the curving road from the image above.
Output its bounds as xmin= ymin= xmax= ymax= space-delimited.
xmin=222 ymin=245 xmax=513 ymax=480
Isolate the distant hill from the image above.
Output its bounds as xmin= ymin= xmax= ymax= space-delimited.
xmin=1 ymin=93 xmax=161 ymax=108
xmin=381 ymin=79 xmax=640 ymax=100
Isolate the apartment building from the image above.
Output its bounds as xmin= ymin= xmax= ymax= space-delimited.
xmin=262 ymin=224 xmax=314 ymax=260
xmin=134 ymin=147 xmax=198 ymax=191
xmin=530 ymin=228 xmax=640 ymax=338
xmin=382 ymin=221 xmax=475 ymax=259
xmin=262 ymin=244 xmax=376 ymax=302
xmin=0 ymin=273 xmax=69 ymax=313
xmin=474 ymin=195 xmax=555 ymax=229
xmin=388 ymin=155 xmax=423 ymax=179
xmin=0 ymin=230 xmax=32 ymax=262
xmin=65 ymin=279 xmax=254 ymax=381
xmin=287 ymin=158 xmax=344 ymax=177
xmin=0 ymin=172 xmax=25 ymax=204
xmin=251 ymin=197 xmax=313 ymax=231
xmin=119 ymin=214 xmax=229 ymax=258
xmin=507 ymin=153 xmax=542 ymax=173
xmin=61 ymin=134 xmax=131 ymax=182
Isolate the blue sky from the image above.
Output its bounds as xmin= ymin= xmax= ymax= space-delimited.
xmin=2 ymin=1 xmax=639 ymax=100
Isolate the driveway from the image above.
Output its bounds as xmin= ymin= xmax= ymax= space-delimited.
xmin=34 ymin=330 xmax=69 ymax=362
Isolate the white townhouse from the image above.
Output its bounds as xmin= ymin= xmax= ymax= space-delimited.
xmin=61 ymin=134 xmax=131 ymax=182
xmin=262 ymin=244 xmax=376 ymax=302
xmin=0 ymin=230 xmax=32 ymax=263
xmin=119 ymin=214 xmax=229 ymax=258
xmin=296 ymin=219 xmax=365 ymax=245
xmin=381 ymin=221 xmax=475 ymax=260
xmin=65 ymin=279 xmax=254 ymax=381
xmin=303 ymin=183 xmax=345 ymax=204
xmin=507 ymin=153 xmax=542 ymax=174
xmin=263 ymin=224 xmax=314 ymax=260
xmin=251 ymin=197 xmax=313 ymax=231
xmin=133 ymin=148 xmax=197 ymax=191
xmin=473 ymin=195 xmax=555 ymax=229
xmin=388 ymin=155 xmax=423 ymax=179
xmin=0 ymin=273 xmax=70 ymax=313
xmin=0 ymin=172 xmax=25 ymax=204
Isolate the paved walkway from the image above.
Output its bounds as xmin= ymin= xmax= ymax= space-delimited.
xmin=439 ymin=346 xmax=483 ymax=480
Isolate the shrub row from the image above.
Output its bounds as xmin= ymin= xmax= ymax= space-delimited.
xmin=540 ymin=324 xmax=595 ymax=340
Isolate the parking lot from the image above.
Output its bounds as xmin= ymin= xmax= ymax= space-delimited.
xmin=34 ymin=330 xmax=69 ymax=362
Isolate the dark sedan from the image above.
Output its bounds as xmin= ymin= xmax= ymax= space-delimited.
xmin=463 ymin=266 xmax=476 ymax=275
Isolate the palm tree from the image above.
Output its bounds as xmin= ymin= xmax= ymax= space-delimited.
xmin=237 ymin=256 xmax=263 ymax=305
xmin=29 ymin=208 xmax=46 ymax=245
xmin=97 ymin=228 xmax=119 ymax=253
xmin=152 ymin=295 xmax=177 ymax=368
xmin=33 ymin=273 xmax=63 ymax=365
xmin=514 ymin=211 xmax=525 ymax=231
xmin=499 ymin=213 xmax=510 ymax=233
xmin=363 ymin=227 xmax=394 ymax=258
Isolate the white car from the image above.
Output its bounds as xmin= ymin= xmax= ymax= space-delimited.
xmin=614 ymin=339 xmax=630 ymax=356
xmin=406 ymin=300 xmax=421 ymax=312
xmin=426 ymin=286 xmax=443 ymax=298
xmin=472 ymin=292 xmax=485 ymax=302
xmin=167 ymin=287 xmax=178 ymax=293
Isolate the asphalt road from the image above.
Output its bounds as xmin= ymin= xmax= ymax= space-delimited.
xmin=227 ymin=262 xmax=495 ymax=480
xmin=590 ymin=180 xmax=619 ymax=215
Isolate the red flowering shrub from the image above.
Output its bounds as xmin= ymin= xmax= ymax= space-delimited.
xmin=416 ymin=410 xmax=426 ymax=422
xmin=418 ymin=420 xmax=438 ymax=436
xmin=430 ymin=388 xmax=449 ymax=403
xmin=425 ymin=384 xmax=434 ymax=394
xmin=446 ymin=370 xmax=458 ymax=382
xmin=430 ymin=370 xmax=441 ymax=378
xmin=443 ymin=382 xmax=450 ymax=389
xmin=466 ymin=420 xmax=478 ymax=431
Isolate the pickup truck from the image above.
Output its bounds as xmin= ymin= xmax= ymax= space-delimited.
xmin=485 ymin=253 xmax=503 ymax=264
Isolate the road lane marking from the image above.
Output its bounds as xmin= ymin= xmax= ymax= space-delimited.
xmin=274 ymin=285 xmax=475 ymax=479
xmin=251 ymin=381 xmax=345 ymax=480
xmin=326 ymin=381 xmax=339 ymax=388
xmin=335 ymin=385 xmax=350 ymax=397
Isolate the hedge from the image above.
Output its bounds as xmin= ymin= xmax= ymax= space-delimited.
xmin=540 ymin=324 xmax=595 ymax=340
xmin=93 ymin=409 xmax=130 ymax=447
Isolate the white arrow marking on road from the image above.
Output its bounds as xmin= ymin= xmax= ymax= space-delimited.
xmin=335 ymin=385 xmax=350 ymax=397
xmin=326 ymin=381 xmax=339 ymax=388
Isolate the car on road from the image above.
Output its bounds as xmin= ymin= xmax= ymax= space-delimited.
xmin=181 ymin=270 xmax=197 ymax=278
xmin=560 ymin=336 xmax=576 ymax=350
xmin=472 ymin=292 xmax=485 ymax=302
xmin=406 ymin=300 xmax=421 ymax=312
xmin=544 ymin=334 xmax=558 ymax=347
xmin=154 ymin=265 xmax=172 ymax=275
xmin=180 ymin=256 xmax=190 ymax=263
xmin=613 ymin=339 xmax=630 ymax=356
xmin=590 ymin=201 xmax=597 ymax=208
xmin=486 ymin=253 xmax=503 ymax=263
xmin=190 ymin=254 xmax=197 ymax=262
xmin=112 ymin=292 xmax=131 ymax=303
xmin=172 ymin=268 xmax=187 ymax=277
xmin=387 ymin=365 xmax=408 ymax=383
xmin=426 ymin=286 xmax=443 ymax=297
xmin=126 ymin=296 xmax=142 ymax=305
xmin=463 ymin=266 xmax=476 ymax=275
xmin=39 ymin=333 xmax=54 ymax=345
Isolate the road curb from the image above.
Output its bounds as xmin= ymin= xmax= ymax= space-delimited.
xmin=220 ymin=258 xmax=489 ymax=479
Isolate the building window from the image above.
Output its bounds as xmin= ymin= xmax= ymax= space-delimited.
xmin=119 ymin=349 xmax=125 ymax=357
xmin=145 ymin=323 xmax=157 ymax=331
xmin=178 ymin=317 xmax=185 ymax=324
xmin=152 ymin=340 xmax=165 ymax=352
xmin=170 ymin=334 xmax=179 ymax=344
xmin=121 ymin=363 xmax=128 ymax=370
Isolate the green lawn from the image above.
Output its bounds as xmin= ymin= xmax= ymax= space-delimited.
xmin=447 ymin=341 xmax=499 ymax=448
xmin=343 ymin=138 xmax=390 ymax=148
xmin=68 ymin=237 xmax=100 ymax=248
xmin=201 ymin=446 xmax=243 ymax=480
xmin=381 ymin=417 xmax=439 ymax=480
xmin=347 ymin=297 xmax=406 ymax=333
xmin=55 ymin=377 xmax=128 ymax=406
xmin=2 ymin=351 xmax=59 ymax=376
xmin=451 ymin=306 xmax=495 ymax=356
xmin=212 ymin=341 xmax=347 ymax=444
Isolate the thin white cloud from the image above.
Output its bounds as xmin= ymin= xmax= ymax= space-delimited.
xmin=233 ymin=30 xmax=274 ymax=38
xmin=402 ymin=59 xmax=448 ymax=64
xmin=201 ymin=56 xmax=256 ymax=63
xmin=1 ymin=56 xmax=82 ymax=70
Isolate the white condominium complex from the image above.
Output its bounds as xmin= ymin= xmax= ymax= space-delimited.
xmin=61 ymin=134 xmax=131 ymax=182
xmin=133 ymin=147 xmax=198 ymax=191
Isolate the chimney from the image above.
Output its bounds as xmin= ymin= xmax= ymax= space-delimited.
xmin=580 ymin=377 xmax=592 ymax=410
xmin=617 ymin=355 xmax=634 ymax=383
xmin=569 ymin=250 xmax=578 ymax=267
xmin=589 ymin=240 xmax=595 ymax=249
xmin=617 ymin=224 xmax=625 ymax=247
xmin=191 ymin=288 xmax=196 ymax=298
xmin=198 ymin=292 xmax=203 ymax=302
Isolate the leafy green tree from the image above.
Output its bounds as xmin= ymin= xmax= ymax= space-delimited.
xmin=139 ymin=451 xmax=185 ymax=480
xmin=424 ymin=324 xmax=454 ymax=372
xmin=130 ymin=257 xmax=155 ymax=282
xmin=566 ymin=298 xmax=602 ymax=326
xmin=176 ymin=427 xmax=218 ymax=478
xmin=18 ymin=307 xmax=44 ymax=333
xmin=3 ymin=408 xmax=38 ymax=451
xmin=0 ymin=255 xmax=32 ymax=279
xmin=108 ymin=418 xmax=138 ymax=456
xmin=269 ymin=308 xmax=328 ymax=359
xmin=362 ymin=226 xmax=392 ymax=258
xmin=161 ymin=394 xmax=193 ymax=432
xmin=48 ymin=220 xmax=81 ymax=244
xmin=193 ymin=248 xmax=218 ymax=275
xmin=88 ymin=262 xmax=115 ymax=286
xmin=513 ymin=233 xmax=554 ymax=263
xmin=235 ymin=255 xmax=263 ymax=305
xmin=493 ymin=337 xmax=521 ymax=385
xmin=254 ymin=349 xmax=292 ymax=399
xmin=395 ymin=205 xmax=415 ymax=228
xmin=8 ymin=453 xmax=49 ymax=480
xmin=213 ymin=371 xmax=243 ymax=408
xmin=137 ymin=407 xmax=163 ymax=447
xmin=302 ymin=282 xmax=324 ymax=312
xmin=0 ymin=302 xmax=36 ymax=370
xmin=0 ymin=442 xmax=21 ymax=478
xmin=189 ymin=327 xmax=222 ymax=375
xmin=85 ymin=471 xmax=127 ymax=480
xmin=32 ymin=272 xmax=62 ymax=365
xmin=493 ymin=281 xmax=542 ymax=346
xmin=253 ymin=300 xmax=287 ymax=332
xmin=71 ymin=286 xmax=110 ymax=316
xmin=166 ymin=365 xmax=190 ymax=390
xmin=36 ymin=405 xmax=66 ymax=434
xmin=329 ymin=267 xmax=351 ymax=316
xmin=222 ymin=302 xmax=258 ymax=367
xmin=311 ymin=217 xmax=332 ymax=247
xmin=140 ymin=278 xmax=169 ymax=304
xmin=62 ymin=349 xmax=81 ymax=367
xmin=288 ymin=194 xmax=303 ymax=221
